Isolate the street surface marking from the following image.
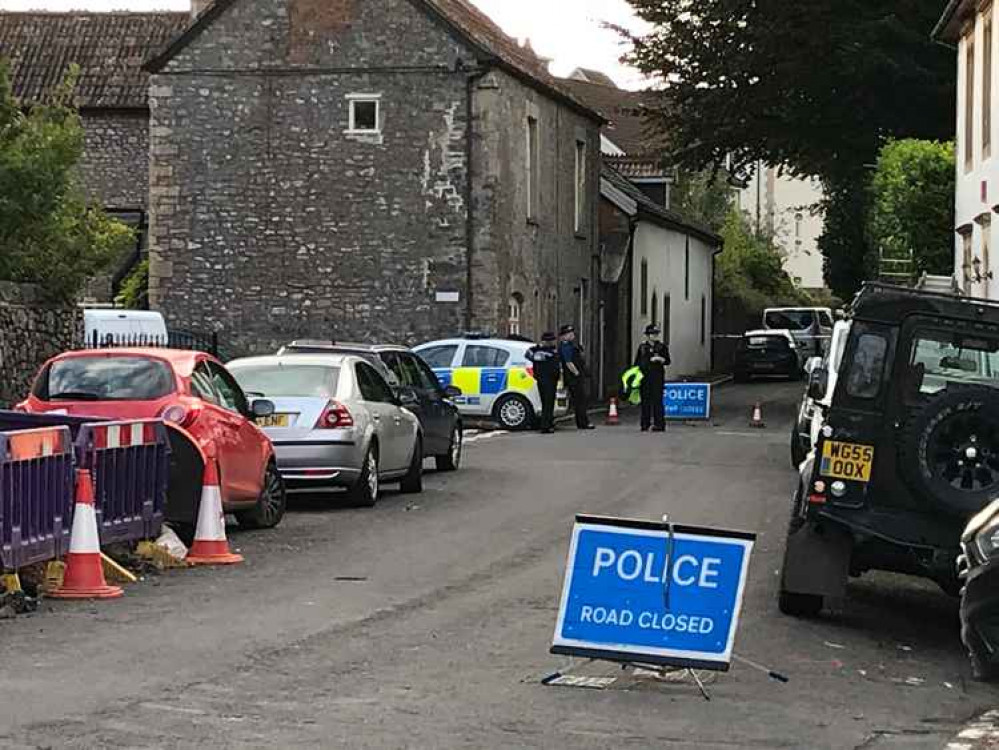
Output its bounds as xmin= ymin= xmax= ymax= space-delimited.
xmin=947 ymin=710 xmax=999 ymax=749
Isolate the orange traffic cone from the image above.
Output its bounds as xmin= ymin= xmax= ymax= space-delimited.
xmin=186 ymin=458 xmax=244 ymax=566
xmin=49 ymin=469 xmax=123 ymax=600
xmin=750 ymin=402 xmax=766 ymax=429
xmin=605 ymin=397 xmax=620 ymax=426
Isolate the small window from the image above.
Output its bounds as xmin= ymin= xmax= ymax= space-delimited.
xmin=640 ymin=259 xmax=649 ymax=316
xmin=356 ymin=362 xmax=394 ymax=403
xmin=348 ymin=96 xmax=380 ymax=133
xmin=846 ymin=334 xmax=888 ymax=399
xmin=574 ymin=140 xmax=586 ymax=233
xmin=508 ymin=293 xmax=523 ymax=337
xmin=651 ymin=290 xmax=659 ymax=328
xmin=986 ymin=11 xmax=993 ymax=159
xmin=967 ymin=35 xmax=976 ymax=170
xmin=462 ymin=346 xmax=510 ymax=368
xmin=418 ymin=345 xmax=458 ymax=369
xmin=700 ymin=294 xmax=706 ymax=346
xmin=684 ymin=237 xmax=691 ymax=301
xmin=663 ymin=295 xmax=671 ymax=343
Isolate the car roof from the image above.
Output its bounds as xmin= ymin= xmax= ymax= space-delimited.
xmin=229 ymin=354 xmax=353 ymax=369
xmin=281 ymin=340 xmax=409 ymax=353
xmin=745 ymin=329 xmax=792 ymax=338
xmin=415 ymin=338 xmax=531 ymax=350
xmin=851 ymin=282 xmax=999 ymax=326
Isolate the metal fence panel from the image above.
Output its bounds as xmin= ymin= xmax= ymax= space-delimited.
xmin=0 ymin=427 xmax=74 ymax=571
xmin=75 ymin=421 xmax=171 ymax=545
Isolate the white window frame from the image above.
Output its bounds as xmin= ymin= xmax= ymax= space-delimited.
xmin=347 ymin=93 xmax=382 ymax=135
xmin=508 ymin=294 xmax=522 ymax=337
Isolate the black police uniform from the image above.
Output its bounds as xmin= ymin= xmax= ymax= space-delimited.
xmin=636 ymin=338 xmax=671 ymax=431
xmin=526 ymin=338 xmax=561 ymax=433
xmin=559 ymin=328 xmax=594 ymax=430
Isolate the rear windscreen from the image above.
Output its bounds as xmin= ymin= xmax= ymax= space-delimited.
xmin=38 ymin=357 xmax=175 ymax=401
xmin=231 ymin=365 xmax=340 ymax=399
xmin=765 ymin=310 xmax=813 ymax=331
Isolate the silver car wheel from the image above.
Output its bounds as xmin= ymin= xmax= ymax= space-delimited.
xmin=499 ymin=398 xmax=528 ymax=429
xmin=367 ymin=452 xmax=379 ymax=499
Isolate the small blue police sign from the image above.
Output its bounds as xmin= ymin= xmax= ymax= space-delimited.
xmin=663 ymin=382 xmax=711 ymax=420
xmin=552 ymin=515 xmax=755 ymax=671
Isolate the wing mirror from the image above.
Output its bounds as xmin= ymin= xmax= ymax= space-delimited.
xmin=251 ymin=399 xmax=276 ymax=418
xmin=807 ymin=367 xmax=829 ymax=401
xmin=397 ymin=386 xmax=420 ymax=406
xmin=443 ymin=385 xmax=462 ymax=399
xmin=804 ymin=356 xmax=823 ymax=376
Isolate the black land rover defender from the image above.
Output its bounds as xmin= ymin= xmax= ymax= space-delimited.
xmin=779 ymin=283 xmax=999 ymax=617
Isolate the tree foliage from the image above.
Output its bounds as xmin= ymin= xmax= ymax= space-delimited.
xmin=669 ymin=170 xmax=734 ymax=232
xmin=868 ymin=139 xmax=955 ymax=276
xmin=0 ymin=59 xmax=132 ymax=300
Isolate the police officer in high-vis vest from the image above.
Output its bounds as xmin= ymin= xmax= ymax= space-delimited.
xmin=526 ymin=332 xmax=561 ymax=434
xmin=635 ymin=323 xmax=671 ymax=432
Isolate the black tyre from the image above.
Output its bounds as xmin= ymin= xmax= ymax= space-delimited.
xmin=494 ymin=394 xmax=535 ymax=431
xmin=899 ymin=385 xmax=999 ymax=514
xmin=436 ymin=424 xmax=462 ymax=472
xmin=790 ymin=423 xmax=807 ymax=469
xmin=236 ymin=462 xmax=287 ymax=530
xmin=349 ymin=445 xmax=379 ymax=507
xmin=965 ymin=625 xmax=999 ymax=682
xmin=400 ymin=437 xmax=424 ymax=494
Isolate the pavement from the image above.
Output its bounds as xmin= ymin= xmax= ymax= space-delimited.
xmin=0 ymin=379 xmax=997 ymax=749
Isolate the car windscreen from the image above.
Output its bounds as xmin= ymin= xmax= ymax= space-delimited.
xmin=765 ymin=310 xmax=813 ymax=331
xmin=38 ymin=357 xmax=175 ymax=401
xmin=230 ymin=364 xmax=340 ymax=399
xmin=909 ymin=331 xmax=999 ymax=395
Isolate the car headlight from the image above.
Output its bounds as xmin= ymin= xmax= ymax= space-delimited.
xmin=976 ymin=518 xmax=999 ymax=560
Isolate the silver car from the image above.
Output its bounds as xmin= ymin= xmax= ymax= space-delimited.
xmin=227 ymin=354 xmax=423 ymax=505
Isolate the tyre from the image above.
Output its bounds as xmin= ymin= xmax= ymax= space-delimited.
xmin=790 ymin=423 xmax=807 ymax=469
xmin=965 ymin=625 xmax=999 ymax=682
xmin=436 ymin=424 xmax=462 ymax=472
xmin=236 ymin=462 xmax=287 ymax=530
xmin=400 ymin=437 xmax=424 ymax=494
xmin=778 ymin=590 xmax=824 ymax=617
xmin=494 ymin=394 xmax=535 ymax=431
xmin=899 ymin=385 xmax=999 ymax=514
xmin=349 ymin=445 xmax=379 ymax=507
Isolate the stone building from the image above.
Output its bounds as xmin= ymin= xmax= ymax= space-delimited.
xmin=143 ymin=0 xmax=603 ymax=354
xmin=0 ymin=12 xmax=189 ymax=297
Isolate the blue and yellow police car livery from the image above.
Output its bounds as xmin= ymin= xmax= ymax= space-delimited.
xmin=414 ymin=337 xmax=568 ymax=430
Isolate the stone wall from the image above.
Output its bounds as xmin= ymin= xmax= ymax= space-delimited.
xmin=0 ymin=283 xmax=80 ymax=407
xmin=79 ymin=111 xmax=150 ymax=210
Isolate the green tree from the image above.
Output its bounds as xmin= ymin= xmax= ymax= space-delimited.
xmin=0 ymin=60 xmax=132 ymax=300
xmin=670 ymin=170 xmax=734 ymax=233
xmin=868 ymin=139 xmax=955 ymax=277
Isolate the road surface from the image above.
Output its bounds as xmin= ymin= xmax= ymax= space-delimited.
xmin=0 ymin=380 xmax=995 ymax=749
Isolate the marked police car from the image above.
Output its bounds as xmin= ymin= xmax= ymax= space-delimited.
xmin=413 ymin=336 xmax=568 ymax=430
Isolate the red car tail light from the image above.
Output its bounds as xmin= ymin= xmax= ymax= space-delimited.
xmin=160 ymin=402 xmax=201 ymax=428
xmin=316 ymin=401 xmax=353 ymax=429
xmin=525 ymin=365 xmax=534 ymax=379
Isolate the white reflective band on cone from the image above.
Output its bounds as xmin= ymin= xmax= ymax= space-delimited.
xmin=194 ymin=484 xmax=227 ymax=542
xmin=68 ymin=503 xmax=101 ymax=554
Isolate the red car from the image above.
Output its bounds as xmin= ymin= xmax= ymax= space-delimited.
xmin=19 ymin=348 xmax=285 ymax=531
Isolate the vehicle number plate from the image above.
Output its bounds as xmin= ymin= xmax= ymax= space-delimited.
xmin=259 ymin=413 xmax=291 ymax=428
xmin=821 ymin=441 xmax=874 ymax=483
xmin=756 ymin=362 xmax=776 ymax=370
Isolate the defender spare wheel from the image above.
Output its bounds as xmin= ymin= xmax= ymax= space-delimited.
xmin=900 ymin=386 xmax=999 ymax=514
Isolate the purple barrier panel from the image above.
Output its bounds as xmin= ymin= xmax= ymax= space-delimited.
xmin=0 ymin=427 xmax=74 ymax=571
xmin=75 ymin=421 xmax=170 ymax=545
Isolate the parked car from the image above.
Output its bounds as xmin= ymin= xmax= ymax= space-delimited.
xmin=959 ymin=500 xmax=999 ymax=680
xmin=790 ymin=320 xmax=852 ymax=468
xmin=779 ymin=283 xmax=999 ymax=618
xmin=18 ymin=348 xmax=285 ymax=531
xmin=227 ymin=354 xmax=423 ymax=505
xmin=763 ymin=306 xmax=834 ymax=358
xmin=412 ymin=336 xmax=568 ymax=430
xmin=276 ymin=341 xmax=463 ymax=471
xmin=732 ymin=330 xmax=803 ymax=383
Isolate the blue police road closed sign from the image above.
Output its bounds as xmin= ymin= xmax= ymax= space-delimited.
xmin=663 ymin=382 xmax=711 ymax=420
xmin=552 ymin=515 xmax=755 ymax=671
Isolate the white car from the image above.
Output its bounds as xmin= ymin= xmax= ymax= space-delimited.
xmin=413 ymin=337 xmax=568 ymax=430
xmin=764 ymin=306 xmax=835 ymax=358
xmin=791 ymin=319 xmax=852 ymax=468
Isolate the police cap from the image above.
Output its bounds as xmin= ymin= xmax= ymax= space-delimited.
xmin=541 ymin=331 xmax=557 ymax=342
xmin=644 ymin=324 xmax=661 ymax=336
xmin=559 ymin=324 xmax=575 ymax=336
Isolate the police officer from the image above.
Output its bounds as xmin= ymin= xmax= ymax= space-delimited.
xmin=559 ymin=325 xmax=595 ymax=430
xmin=526 ymin=332 xmax=561 ymax=434
xmin=635 ymin=323 xmax=671 ymax=432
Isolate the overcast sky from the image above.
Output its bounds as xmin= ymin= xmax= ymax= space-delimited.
xmin=0 ymin=0 xmax=651 ymax=89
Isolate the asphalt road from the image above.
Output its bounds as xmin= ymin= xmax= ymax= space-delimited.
xmin=0 ymin=380 xmax=997 ymax=749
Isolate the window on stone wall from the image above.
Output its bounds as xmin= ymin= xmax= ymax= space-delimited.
xmin=640 ymin=259 xmax=648 ymax=316
xmin=651 ymin=290 xmax=659 ymax=328
xmin=527 ymin=116 xmax=540 ymax=221
xmin=684 ymin=237 xmax=691 ymax=301
xmin=348 ymin=95 xmax=381 ymax=133
xmin=986 ymin=10 xmax=994 ymax=160
xmin=508 ymin=293 xmax=523 ymax=337
xmin=663 ymin=294 xmax=671 ymax=344
xmin=574 ymin=140 xmax=586 ymax=234
xmin=700 ymin=294 xmax=707 ymax=347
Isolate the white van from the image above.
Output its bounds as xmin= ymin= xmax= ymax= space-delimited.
xmin=763 ymin=306 xmax=835 ymax=357
xmin=83 ymin=309 xmax=168 ymax=348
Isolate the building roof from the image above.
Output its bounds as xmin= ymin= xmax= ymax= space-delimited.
xmin=933 ymin=0 xmax=974 ymax=43
xmin=606 ymin=155 xmax=668 ymax=181
xmin=568 ymin=68 xmax=618 ymax=87
xmin=0 ymin=11 xmax=190 ymax=109
xmin=559 ymin=77 xmax=657 ymax=154
xmin=601 ymin=164 xmax=722 ymax=247
xmin=144 ymin=0 xmax=603 ymax=123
